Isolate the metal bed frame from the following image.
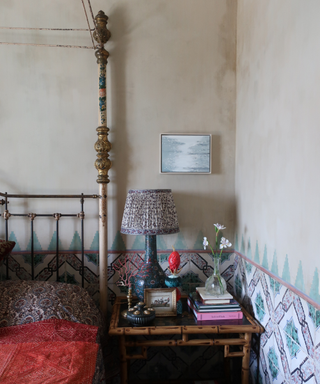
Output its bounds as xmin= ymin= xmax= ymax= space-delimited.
xmin=0 ymin=9 xmax=112 ymax=319
xmin=0 ymin=192 xmax=98 ymax=288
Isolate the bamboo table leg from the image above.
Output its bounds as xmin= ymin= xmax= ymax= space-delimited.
xmin=120 ymin=335 xmax=128 ymax=384
xmin=241 ymin=333 xmax=252 ymax=384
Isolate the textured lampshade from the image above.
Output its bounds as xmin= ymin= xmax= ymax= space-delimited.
xmin=121 ymin=189 xmax=180 ymax=235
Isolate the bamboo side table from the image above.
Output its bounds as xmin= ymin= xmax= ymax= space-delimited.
xmin=109 ymin=296 xmax=264 ymax=384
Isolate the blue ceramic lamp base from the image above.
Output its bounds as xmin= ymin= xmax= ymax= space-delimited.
xmin=133 ymin=235 xmax=166 ymax=302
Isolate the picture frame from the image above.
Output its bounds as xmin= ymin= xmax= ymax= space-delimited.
xmin=144 ymin=288 xmax=177 ymax=317
xmin=160 ymin=133 xmax=212 ymax=174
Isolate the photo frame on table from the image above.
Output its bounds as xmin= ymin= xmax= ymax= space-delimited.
xmin=160 ymin=133 xmax=212 ymax=174
xmin=144 ymin=288 xmax=177 ymax=317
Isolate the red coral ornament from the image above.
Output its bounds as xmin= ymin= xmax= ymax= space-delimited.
xmin=168 ymin=246 xmax=180 ymax=274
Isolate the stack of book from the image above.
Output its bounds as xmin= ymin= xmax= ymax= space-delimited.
xmin=187 ymin=287 xmax=243 ymax=321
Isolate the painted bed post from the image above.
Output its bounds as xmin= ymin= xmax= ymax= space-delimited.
xmin=93 ymin=11 xmax=111 ymax=319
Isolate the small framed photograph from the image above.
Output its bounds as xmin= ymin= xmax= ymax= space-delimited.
xmin=160 ymin=133 xmax=212 ymax=174
xmin=144 ymin=288 xmax=177 ymax=317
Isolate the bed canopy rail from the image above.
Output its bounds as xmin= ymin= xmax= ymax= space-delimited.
xmin=0 ymin=3 xmax=112 ymax=319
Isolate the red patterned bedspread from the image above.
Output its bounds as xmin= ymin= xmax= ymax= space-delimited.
xmin=0 ymin=320 xmax=99 ymax=384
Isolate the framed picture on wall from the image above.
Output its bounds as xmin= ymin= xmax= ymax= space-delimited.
xmin=160 ymin=134 xmax=212 ymax=174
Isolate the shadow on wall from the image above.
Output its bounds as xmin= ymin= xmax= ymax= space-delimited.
xmin=173 ymin=191 xmax=236 ymax=248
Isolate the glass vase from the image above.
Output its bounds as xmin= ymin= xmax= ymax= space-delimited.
xmin=205 ymin=255 xmax=227 ymax=295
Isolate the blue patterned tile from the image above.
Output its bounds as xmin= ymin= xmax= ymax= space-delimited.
xmin=267 ymin=346 xmax=282 ymax=382
xmin=314 ymin=343 xmax=320 ymax=384
xmin=291 ymin=295 xmax=315 ymax=357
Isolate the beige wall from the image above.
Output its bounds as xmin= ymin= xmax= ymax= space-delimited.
xmin=236 ymin=0 xmax=320 ymax=300
xmin=0 ymin=1 xmax=237 ymax=250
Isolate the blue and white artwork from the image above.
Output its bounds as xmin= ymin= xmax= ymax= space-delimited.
xmin=161 ymin=134 xmax=211 ymax=174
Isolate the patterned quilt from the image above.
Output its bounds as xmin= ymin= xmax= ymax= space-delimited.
xmin=0 ymin=280 xmax=106 ymax=383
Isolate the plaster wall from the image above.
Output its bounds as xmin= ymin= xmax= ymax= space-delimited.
xmin=0 ymin=0 xmax=236 ymax=251
xmin=236 ymin=0 xmax=320 ymax=303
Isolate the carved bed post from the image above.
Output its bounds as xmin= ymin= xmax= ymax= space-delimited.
xmin=93 ymin=11 xmax=111 ymax=319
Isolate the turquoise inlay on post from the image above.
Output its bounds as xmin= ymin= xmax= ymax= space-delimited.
xmin=9 ymin=232 xmax=21 ymax=251
xmin=234 ymin=233 xmax=239 ymax=251
xmin=295 ymin=261 xmax=305 ymax=293
xmin=157 ymin=235 xmax=167 ymax=250
xmin=254 ymin=241 xmax=260 ymax=263
xmin=26 ymin=231 xmax=42 ymax=251
xmin=282 ymin=254 xmax=291 ymax=283
xmin=69 ymin=231 xmax=82 ymax=251
xmin=193 ymin=230 xmax=205 ymax=250
xmin=174 ymin=232 xmax=187 ymax=250
xmin=262 ymin=245 xmax=269 ymax=269
xmin=271 ymin=251 xmax=278 ymax=276
xmin=90 ymin=231 xmax=99 ymax=250
xmin=240 ymin=236 xmax=245 ymax=254
xmin=131 ymin=235 xmax=145 ymax=250
xmin=111 ymin=230 xmax=126 ymax=251
xmin=247 ymin=239 xmax=252 ymax=259
xmin=48 ymin=231 xmax=63 ymax=251
xmin=310 ymin=268 xmax=320 ymax=303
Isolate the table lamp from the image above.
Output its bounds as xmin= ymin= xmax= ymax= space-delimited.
xmin=120 ymin=189 xmax=180 ymax=301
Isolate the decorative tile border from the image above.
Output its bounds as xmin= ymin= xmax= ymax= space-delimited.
xmin=4 ymin=245 xmax=320 ymax=383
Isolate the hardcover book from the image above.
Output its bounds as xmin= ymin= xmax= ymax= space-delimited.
xmin=188 ymin=293 xmax=241 ymax=312
xmin=196 ymin=287 xmax=233 ymax=304
xmin=187 ymin=298 xmax=243 ymax=321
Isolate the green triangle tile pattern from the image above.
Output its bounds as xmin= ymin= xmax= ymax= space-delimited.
xmin=111 ymin=231 xmax=126 ymax=251
xmin=254 ymin=241 xmax=260 ymax=263
xmin=247 ymin=239 xmax=252 ymax=259
xmin=85 ymin=253 xmax=98 ymax=265
xmin=174 ymin=232 xmax=187 ymax=250
xmin=295 ymin=261 xmax=305 ymax=293
xmin=69 ymin=231 xmax=82 ymax=251
xmin=90 ymin=231 xmax=99 ymax=250
xmin=262 ymin=245 xmax=269 ymax=269
xmin=310 ymin=268 xmax=320 ymax=303
xmin=193 ymin=230 xmax=205 ymax=250
xmin=234 ymin=233 xmax=239 ymax=251
xmin=9 ymin=232 xmax=21 ymax=251
xmin=132 ymin=235 xmax=144 ymax=250
xmin=271 ymin=251 xmax=278 ymax=276
xmin=240 ymin=236 xmax=245 ymax=254
xmin=26 ymin=232 xmax=42 ymax=251
xmin=282 ymin=255 xmax=291 ymax=283
xmin=157 ymin=235 xmax=167 ymax=250
xmin=48 ymin=231 xmax=63 ymax=251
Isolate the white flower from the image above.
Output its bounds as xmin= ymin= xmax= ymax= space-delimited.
xmin=220 ymin=237 xmax=232 ymax=249
xmin=214 ymin=223 xmax=226 ymax=231
xmin=203 ymin=237 xmax=209 ymax=250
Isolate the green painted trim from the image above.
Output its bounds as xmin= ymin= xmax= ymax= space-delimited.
xmin=90 ymin=231 xmax=99 ymax=251
xmin=254 ymin=241 xmax=260 ymax=263
xmin=69 ymin=231 xmax=82 ymax=251
xmin=271 ymin=251 xmax=278 ymax=276
xmin=247 ymin=238 xmax=252 ymax=259
xmin=294 ymin=261 xmax=305 ymax=293
xmin=262 ymin=245 xmax=269 ymax=270
xmin=111 ymin=231 xmax=126 ymax=251
xmin=310 ymin=268 xmax=320 ymax=303
xmin=26 ymin=231 xmax=42 ymax=251
xmin=9 ymin=232 xmax=21 ymax=251
xmin=281 ymin=255 xmax=291 ymax=284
